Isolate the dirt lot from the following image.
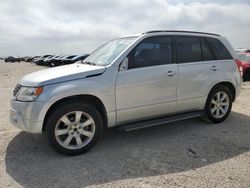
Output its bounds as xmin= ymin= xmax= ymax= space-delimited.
xmin=0 ymin=61 xmax=250 ymax=188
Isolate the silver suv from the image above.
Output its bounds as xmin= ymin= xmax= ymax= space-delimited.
xmin=10 ymin=30 xmax=242 ymax=155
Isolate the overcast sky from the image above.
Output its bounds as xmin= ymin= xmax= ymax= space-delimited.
xmin=0 ymin=0 xmax=250 ymax=56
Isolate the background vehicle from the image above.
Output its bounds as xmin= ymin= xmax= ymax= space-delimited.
xmin=49 ymin=55 xmax=67 ymax=67
xmin=25 ymin=56 xmax=40 ymax=62
xmin=10 ymin=31 xmax=241 ymax=155
xmin=60 ymin=55 xmax=77 ymax=65
xmin=235 ymin=48 xmax=249 ymax=53
xmin=63 ymin=54 xmax=89 ymax=65
xmin=238 ymin=53 xmax=250 ymax=81
xmin=33 ymin=55 xmax=52 ymax=65
xmin=5 ymin=56 xmax=21 ymax=63
xmin=44 ymin=55 xmax=62 ymax=66
xmin=50 ymin=55 xmax=74 ymax=67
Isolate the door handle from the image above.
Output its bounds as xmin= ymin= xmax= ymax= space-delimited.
xmin=165 ymin=70 xmax=177 ymax=77
xmin=210 ymin=65 xmax=218 ymax=71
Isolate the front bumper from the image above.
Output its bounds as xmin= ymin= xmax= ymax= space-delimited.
xmin=9 ymin=99 xmax=48 ymax=134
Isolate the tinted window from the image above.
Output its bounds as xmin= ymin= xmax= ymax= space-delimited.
xmin=200 ymin=38 xmax=215 ymax=61
xmin=176 ymin=37 xmax=202 ymax=63
xmin=206 ymin=38 xmax=232 ymax=60
xmin=128 ymin=36 xmax=172 ymax=69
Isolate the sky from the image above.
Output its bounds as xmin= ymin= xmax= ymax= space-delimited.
xmin=0 ymin=0 xmax=250 ymax=56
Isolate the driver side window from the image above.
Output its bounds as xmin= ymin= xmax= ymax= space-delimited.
xmin=128 ymin=36 xmax=172 ymax=69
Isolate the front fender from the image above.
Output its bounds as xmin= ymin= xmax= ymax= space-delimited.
xmin=39 ymin=77 xmax=115 ymax=110
xmin=35 ymin=73 xmax=116 ymax=125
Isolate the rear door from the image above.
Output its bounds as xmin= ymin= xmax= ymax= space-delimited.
xmin=176 ymin=36 xmax=219 ymax=112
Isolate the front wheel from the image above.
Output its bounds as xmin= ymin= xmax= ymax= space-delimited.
xmin=205 ymin=86 xmax=233 ymax=123
xmin=45 ymin=101 xmax=103 ymax=155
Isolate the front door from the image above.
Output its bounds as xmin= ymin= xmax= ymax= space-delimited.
xmin=115 ymin=36 xmax=178 ymax=125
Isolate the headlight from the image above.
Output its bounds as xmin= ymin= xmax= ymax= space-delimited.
xmin=16 ymin=86 xmax=43 ymax=101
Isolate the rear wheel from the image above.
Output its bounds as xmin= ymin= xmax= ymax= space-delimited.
xmin=45 ymin=101 xmax=103 ymax=155
xmin=205 ymin=86 xmax=233 ymax=123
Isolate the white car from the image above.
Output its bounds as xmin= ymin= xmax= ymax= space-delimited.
xmin=10 ymin=30 xmax=242 ymax=155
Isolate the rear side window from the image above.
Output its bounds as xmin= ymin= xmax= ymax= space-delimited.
xmin=200 ymin=38 xmax=215 ymax=61
xmin=206 ymin=38 xmax=232 ymax=60
xmin=128 ymin=36 xmax=172 ymax=69
xmin=176 ymin=37 xmax=202 ymax=63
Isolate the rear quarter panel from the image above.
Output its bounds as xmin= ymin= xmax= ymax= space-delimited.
xmin=208 ymin=60 xmax=241 ymax=98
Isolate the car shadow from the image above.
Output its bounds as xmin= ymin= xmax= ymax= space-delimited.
xmin=5 ymin=111 xmax=250 ymax=187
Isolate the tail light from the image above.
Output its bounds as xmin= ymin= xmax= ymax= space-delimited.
xmin=235 ymin=59 xmax=243 ymax=77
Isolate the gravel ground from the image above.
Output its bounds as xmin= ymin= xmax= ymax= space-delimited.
xmin=0 ymin=61 xmax=250 ymax=188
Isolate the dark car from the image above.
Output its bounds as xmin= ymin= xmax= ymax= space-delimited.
xmin=33 ymin=55 xmax=52 ymax=65
xmin=20 ymin=57 xmax=25 ymax=62
xmin=50 ymin=55 xmax=71 ymax=67
xmin=44 ymin=55 xmax=64 ymax=67
xmin=63 ymin=54 xmax=89 ymax=65
xmin=51 ymin=55 xmax=77 ymax=67
xmin=25 ymin=56 xmax=40 ymax=62
xmin=24 ymin=56 xmax=32 ymax=62
xmin=60 ymin=55 xmax=77 ymax=65
xmin=5 ymin=56 xmax=20 ymax=63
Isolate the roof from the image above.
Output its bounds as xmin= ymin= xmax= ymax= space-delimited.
xmin=143 ymin=30 xmax=221 ymax=37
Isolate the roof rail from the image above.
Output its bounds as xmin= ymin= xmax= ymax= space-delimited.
xmin=143 ymin=30 xmax=221 ymax=37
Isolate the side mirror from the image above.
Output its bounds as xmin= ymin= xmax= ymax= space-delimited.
xmin=119 ymin=57 xmax=128 ymax=71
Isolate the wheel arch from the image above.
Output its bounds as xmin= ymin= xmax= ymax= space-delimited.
xmin=208 ymin=81 xmax=236 ymax=101
xmin=42 ymin=94 xmax=108 ymax=131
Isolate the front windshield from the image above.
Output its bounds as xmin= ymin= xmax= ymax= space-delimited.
xmin=238 ymin=54 xmax=250 ymax=62
xmin=83 ymin=37 xmax=137 ymax=66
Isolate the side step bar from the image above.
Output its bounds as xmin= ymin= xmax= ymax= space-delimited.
xmin=116 ymin=111 xmax=202 ymax=131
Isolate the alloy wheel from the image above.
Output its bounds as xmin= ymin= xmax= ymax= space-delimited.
xmin=54 ymin=111 xmax=95 ymax=150
xmin=210 ymin=91 xmax=230 ymax=119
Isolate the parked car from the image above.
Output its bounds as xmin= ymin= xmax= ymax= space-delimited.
xmin=10 ymin=30 xmax=241 ymax=155
xmin=62 ymin=55 xmax=77 ymax=61
xmin=33 ymin=55 xmax=52 ymax=65
xmin=20 ymin=57 xmax=25 ymax=62
xmin=42 ymin=55 xmax=56 ymax=66
xmin=50 ymin=55 xmax=70 ymax=67
xmin=5 ymin=56 xmax=20 ymax=63
xmin=63 ymin=54 xmax=89 ymax=65
xmin=24 ymin=56 xmax=32 ymax=62
xmin=59 ymin=55 xmax=77 ymax=65
xmin=235 ymin=48 xmax=247 ymax=53
xmin=50 ymin=55 xmax=87 ymax=67
xmin=44 ymin=55 xmax=65 ymax=67
xmin=238 ymin=53 xmax=250 ymax=81
xmin=25 ymin=56 xmax=40 ymax=62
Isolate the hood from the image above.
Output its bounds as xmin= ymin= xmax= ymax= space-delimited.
xmin=20 ymin=64 xmax=105 ymax=87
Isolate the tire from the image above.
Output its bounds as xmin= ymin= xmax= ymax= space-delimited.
xmin=205 ymin=85 xmax=233 ymax=123
xmin=45 ymin=101 xmax=103 ymax=155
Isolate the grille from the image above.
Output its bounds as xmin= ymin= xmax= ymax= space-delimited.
xmin=13 ymin=84 xmax=22 ymax=97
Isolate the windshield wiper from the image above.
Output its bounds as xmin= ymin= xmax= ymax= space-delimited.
xmin=81 ymin=61 xmax=96 ymax=66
